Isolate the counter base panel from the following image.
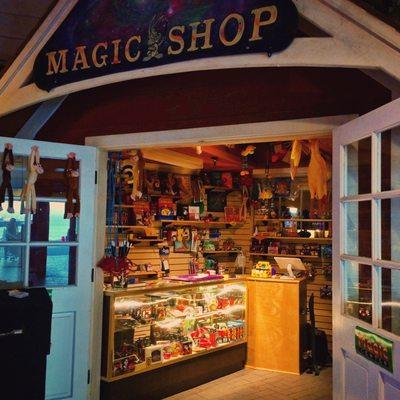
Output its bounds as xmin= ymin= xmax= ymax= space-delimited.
xmin=100 ymin=342 xmax=246 ymax=400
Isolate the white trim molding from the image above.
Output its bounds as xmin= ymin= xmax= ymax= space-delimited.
xmin=85 ymin=114 xmax=355 ymax=150
xmin=1 ymin=0 xmax=400 ymax=117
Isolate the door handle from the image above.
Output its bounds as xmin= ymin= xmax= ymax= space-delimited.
xmin=0 ymin=329 xmax=23 ymax=337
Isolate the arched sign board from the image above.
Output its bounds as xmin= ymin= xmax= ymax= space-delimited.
xmin=33 ymin=0 xmax=299 ymax=92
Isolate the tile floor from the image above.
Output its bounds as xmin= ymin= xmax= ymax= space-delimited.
xmin=164 ymin=367 xmax=332 ymax=400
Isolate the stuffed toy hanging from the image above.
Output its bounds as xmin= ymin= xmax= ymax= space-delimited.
xmin=0 ymin=143 xmax=15 ymax=213
xmin=121 ymin=150 xmax=144 ymax=201
xmin=308 ymin=139 xmax=329 ymax=217
xmin=290 ymin=140 xmax=302 ymax=180
xmin=21 ymin=146 xmax=44 ymax=214
xmin=65 ymin=152 xmax=80 ymax=219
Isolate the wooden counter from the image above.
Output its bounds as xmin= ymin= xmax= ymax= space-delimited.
xmin=246 ymin=277 xmax=307 ymax=375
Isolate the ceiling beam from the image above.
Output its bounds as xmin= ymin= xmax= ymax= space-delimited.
xmin=16 ymin=95 xmax=66 ymax=139
xmin=142 ymin=148 xmax=203 ymax=170
xmin=201 ymin=146 xmax=243 ymax=166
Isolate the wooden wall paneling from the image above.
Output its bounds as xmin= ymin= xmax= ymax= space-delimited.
xmin=249 ymin=210 xmax=333 ymax=350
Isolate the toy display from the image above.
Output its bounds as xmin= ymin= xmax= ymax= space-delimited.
xmin=107 ymin=281 xmax=246 ymax=377
xmin=21 ymin=146 xmax=44 ymax=214
xmin=251 ymin=260 xmax=275 ymax=278
xmin=64 ymin=152 xmax=80 ymax=219
xmin=159 ymin=246 xmax=170 ymax=277
xmin=0 ymin=143 xmax=15 ymax=213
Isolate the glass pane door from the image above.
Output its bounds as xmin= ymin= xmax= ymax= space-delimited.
xmin=340 ymin=128 xmax=400 ymax=336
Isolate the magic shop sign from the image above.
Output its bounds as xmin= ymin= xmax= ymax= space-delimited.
xmin=34 ymin=0 xmax=299 ymax=91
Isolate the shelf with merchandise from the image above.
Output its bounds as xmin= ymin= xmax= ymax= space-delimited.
xmin=102 ymin=279 xmax=247 ymax=381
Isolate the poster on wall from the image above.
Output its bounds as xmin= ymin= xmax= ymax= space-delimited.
xmin=355 ymin=326 xmax=394 ymax=373
xmin=33 ymin=0 xmax=299 ymax=91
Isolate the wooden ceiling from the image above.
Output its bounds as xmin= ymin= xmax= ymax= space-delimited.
xmin=0 ymin=0 xmax=54 ymax=71
xmin=168 ymin=139 xmax=332 ymax=172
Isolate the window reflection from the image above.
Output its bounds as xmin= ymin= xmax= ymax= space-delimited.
xmin=0 ymin=201 xmax=25 ymax=242
xmin=344 ymin=261 xmax=372 ymax=324
xmin=345 ymin=138 xmax=371 ymax=196
xmin=31 ymin=202 xmax=78 ymax=242
xmin=0 ymin=246 xmax=24 ymax=287
xmin=29 ymin=246 xmax=77 ymax=287
xmin=382 ymin=268 xmax=400 ymax=336
xmin=345 ymin=201 xmax=371 ymax=258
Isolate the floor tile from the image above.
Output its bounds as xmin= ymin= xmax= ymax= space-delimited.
xmin=163 ymin=367 xmax=332 ymax=400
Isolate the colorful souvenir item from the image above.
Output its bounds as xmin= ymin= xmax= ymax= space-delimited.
xmin=121 ymin=149 xmax=144 ymax=201
xmin=159 ymin=246 xmax=170 ymax=277
xmin=65 ymin=152 xmax=80 ymax=219
xmin=21 ymin=146 xmax=44 ymax=214
xmin=290 ymin=140 xmax=302 ymax=180
xmin=0 ymin=143 xmax=15 ymax=213
xmin=308 ymin=139 xmax=329 ymax=217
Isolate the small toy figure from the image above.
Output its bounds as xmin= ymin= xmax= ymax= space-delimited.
xmin=21 ymin=146 xmax=44 ymax=214
xmin=65 ymin=152 xmax=80 ymax=219
xmin=241 ymin=145 xmax=256 ymax=157
xmin=0 ymin=143 xmax=15 ymax=213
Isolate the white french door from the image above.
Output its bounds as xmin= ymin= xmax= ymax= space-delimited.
xmin=0 ymin=137 xmax=97 ymax=400
xmin=333 ymin=99 xmax=400 ymax=400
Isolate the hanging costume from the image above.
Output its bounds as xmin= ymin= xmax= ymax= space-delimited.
xmin=0 ymin=143 xmax=15 ymax=213
xmin=307 ymin=139 xmax=328 ymax=217
xmin=65 ymin=152 xmax=80 ymax=219
xmin=21 ymin=146 xmax=44 ymax=214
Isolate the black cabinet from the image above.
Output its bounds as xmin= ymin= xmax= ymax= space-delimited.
xmin=0 ymin=288 xmax=52 ymax=400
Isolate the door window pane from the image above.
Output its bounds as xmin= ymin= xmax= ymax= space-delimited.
xmin=344 ymin=261 xmax=372 ymax=324
xmin=0 ymin=201 xmax=25 ymax=242
xmin=9 ymin=155 xmax=27 ymax=198
xmin=31 ymin=202 xmax=78 ymax=242
xmin=35 ymin=158 xmax=79 ymax=198
xmin=344 ymin=201 xmax=371 ymax=258
xmin=381 ymin=268 xmax=400 ymax=336
xmin=381 ymin=128 xmax=400 ymax=192
xmin=345 ymin=137 xmax=371 ymax=196
xmin=381 ymin=198 xmax=400 ymax=261
xmin=0 ymin=246 xmax=25 ymax=288
xmin=29 ymin=246 xmax=77 ymax=287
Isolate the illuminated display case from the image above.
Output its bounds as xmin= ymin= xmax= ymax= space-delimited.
xmin=101 ymin=278 xmax=247 ymax=381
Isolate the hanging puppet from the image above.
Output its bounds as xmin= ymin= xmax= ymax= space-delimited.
xmin=290 ymin=140 xmax=303 ymax=180
xmin=0 ymin=143 xmax=15 ymax=213
xmin=65 ymin=152 xmax=80 ymax=219
xmin=120 ymin=149 xmax=144 ymax=201
xmin=307 ymin=139 xmax=329 ymax=218
xmin=21 ymin=146 xmax=44 ymax=214
xmin=240 ymin=145 xmax=256 ymax=221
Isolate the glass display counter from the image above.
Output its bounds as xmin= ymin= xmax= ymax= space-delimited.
xmin=101 ymin=278 xmax=247 ymax=381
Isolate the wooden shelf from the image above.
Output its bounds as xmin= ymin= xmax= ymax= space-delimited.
xmin=201 ymin=250 xmax=241 ymax=254
xmin=249 ymin=253 xmax=332 ymax=262
xmin=254 ymin=218 xmax=332 ymax=223
xmin=102 ymin=339 xmax=247 ymax=382
xmin=249 ymin=253 xmax=321 ymax=259
xmin=252 ymin=236 xmax=332 ymax=244
xmin=130 ymin=239 xmax=164 ymax=245
xmin=159 ymin=220 xmax=241 ymax=228
xmin=129 ymin=271 xmax=158 ymax=276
